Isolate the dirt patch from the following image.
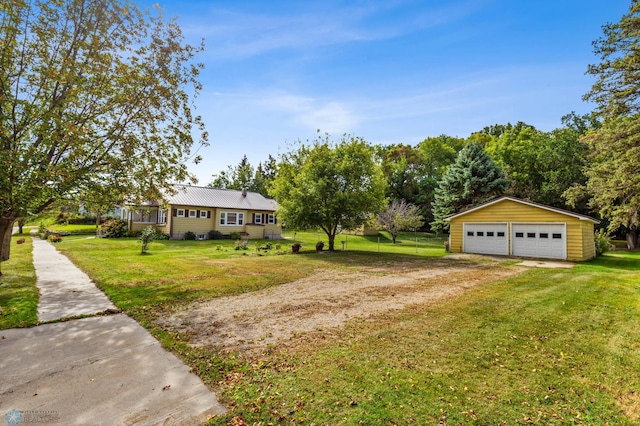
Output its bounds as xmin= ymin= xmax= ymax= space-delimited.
xmin=159 ymin=259 xmax=526 ymax=354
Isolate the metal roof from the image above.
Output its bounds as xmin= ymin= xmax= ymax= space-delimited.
xmin=444 ymin=196 xmax=600 ymax=224
xmin=166 ymin=185 xmax=277 ymax=211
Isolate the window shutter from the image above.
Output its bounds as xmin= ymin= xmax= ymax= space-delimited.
xmin=263 ymin=213 xmax=266 ymax=224
xmin=252 ymin=213 xmax=255 ymax=223
xmin=275 ymin=216 xmax=277 ymax=224
xmin=207 ymin=211 xmax=211 ymax=219
xmin=196 ymin=210 xmax=200 ymax=218
xmin=172 ymin=209 xmax=177 ymax=217
xmin=185 ymin=209 xmax=189 ymax=217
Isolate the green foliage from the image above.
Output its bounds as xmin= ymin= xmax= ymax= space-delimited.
xmin=579 ymin=116 xmax=640 ymax=248
xmin=154 ymin=231 xmax=170 ymax=240
xmin=209 ymin=154 xmax=277 ymax=197
xmin=584 ymin=1 xmax=640 ymax=117
xmin=138 ymin=226 xmax=156 ymax=254
xmin=315 ymin=241 xmax=325 ymax=250
xmin=431 ymin=142 xmax=509 ymax=233
xmin=101 ymin=219 xmax=128 ymax=238
xmin=183 ymin=231 xmax=196 ymax=240
xmin=229 ymin=231 xmax=241 ymax=240
xmin=483 ymin=119 xmax=592 ymax=211
xmin=270 ymin=133 xmax=387 ymax=250
xmin=0 ymin=0 xmax=206 ymax=264
xmin=208 ymin=230 xmax=223 ymax=240
xmin=594 ymin=229 xmax=613 ymax=256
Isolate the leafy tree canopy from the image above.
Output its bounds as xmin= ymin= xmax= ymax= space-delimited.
xmin=270 ymin=133 xmax=386 ymax=251
xmin=584 ymin=0 xmax=640 ymax=117
xmin=0 ymin=0 xmax=206 ymax=271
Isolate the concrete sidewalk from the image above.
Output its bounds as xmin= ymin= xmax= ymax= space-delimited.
xmin=32 ymin=238 xmax=118 ymax=322
xmin=0 ymin=238 xmax=226 ymax=425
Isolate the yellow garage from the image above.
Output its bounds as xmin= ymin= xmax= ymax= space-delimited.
xmin=446 ymin=196 xmax=599 ymax=261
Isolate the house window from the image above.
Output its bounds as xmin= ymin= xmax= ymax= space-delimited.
xmin=268 ymin=214 xmax=275 ymax=224
xmin=254 ymin=214 xmax=262 ymax=224
xmin=540 ymin=233 xmax=549 ymax=238
xmin=177 ymin=209 xmax=185 ymax=217
xmin=477 ymin=232 xmax=484 ymax=237
xmin=515 ymin=232 xmax=524 ymax=238
xmin=220 ymin=212 xmax=244 ymax=226
xmin=487 ymin=232 xmax=494 ymax=237
xmin=552 ymin=233 xmax=562 ymax=239
xmin=189 ymin=210 xmax=197 ymax=218
xmin=467 ymin=231 xmax=474 ymax=236
xmin=158 ymin=210 xmax=167 ymax=225
xmin=497 ymin=232 xmax=505 ymax=237
xmin=200 ymin=210 xmax=208 ymax=218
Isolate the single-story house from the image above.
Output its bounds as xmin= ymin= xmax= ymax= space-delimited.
xmin=120 ymin=185 xmax=281 ymax=240
xmin=445 ymin=196 xmax=600 ymax=261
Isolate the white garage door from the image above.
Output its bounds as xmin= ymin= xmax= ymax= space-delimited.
xmin=463 ymin=223 xmax=509 ymax=255
xmin=512 ymin=224 xmax=566 ymax=259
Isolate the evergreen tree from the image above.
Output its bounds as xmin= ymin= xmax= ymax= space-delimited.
xmin=430 ymin=142 xmax=509 ymax=233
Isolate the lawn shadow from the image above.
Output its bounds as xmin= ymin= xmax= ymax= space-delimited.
xmin=580 ymin=250 xmax=640 ymax=272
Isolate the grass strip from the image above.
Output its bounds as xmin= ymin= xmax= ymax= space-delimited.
xmin=0 ymin=235 xmax=39 ymax=329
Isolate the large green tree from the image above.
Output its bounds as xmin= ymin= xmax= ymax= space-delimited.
xmin=483 ymin=117 xmax=593 ymax=210
xmin=579 ymin=116 xmax=640 ymax=248
xmin=270 ymin=133 xmax=386 ymax=251
xmin=584 ymin=0 xmax=640 ymax=117
xmin=430 ymin=142 xmax=509 ymax=233
xmin=578 ymin=0 xmax=640 ymax=248
xmin=0 ymin=0 xmax=206 ymax=273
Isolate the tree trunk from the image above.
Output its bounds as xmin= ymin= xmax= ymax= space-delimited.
xmin=391 ymin=232 xmax=397 ymax=244
xmin=627 ymin=229 xmax=638 ymax=250
xmin=18 ymin=218 xmax=25 ymax=234
xmin=0 ymin=216 xmax=17 ymax=276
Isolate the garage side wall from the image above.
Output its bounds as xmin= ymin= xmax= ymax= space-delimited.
xmin=448 ymin=199 xmax=592 ymax=261
xmin=581 ymin=222 xmax=596 ymax=260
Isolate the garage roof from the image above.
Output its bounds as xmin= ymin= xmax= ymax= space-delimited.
xmin=444 ymin=196 xmax=600 ymax=224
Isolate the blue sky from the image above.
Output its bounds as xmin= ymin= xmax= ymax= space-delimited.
xmin=152 ymin=0 xmax=631 ymax=185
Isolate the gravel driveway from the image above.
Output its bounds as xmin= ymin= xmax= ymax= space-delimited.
xmin=160 ymin=258 xmax=525 ymax=354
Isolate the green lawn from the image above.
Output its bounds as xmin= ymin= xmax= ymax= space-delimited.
xmin=4 ymin=231 xmax=639 ymax=424
xmin=209 ymin=251 xmax=640 ymax=425
xmin=0 ymin=235 xmax=38 ymax=329
xmin=48 ymin=223 xmax=100 ymax=235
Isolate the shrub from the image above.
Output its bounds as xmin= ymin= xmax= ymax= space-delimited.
xmin=229 ymin=231 xmax=241 ymax=240
xmin=154 ymin=231 xmax=170 ymax=240
xmin=595 ymin=229 xmax=612 ymax=256
xmin=124 ymin=230 xmax=140 ymax=238
xmin=184 ymin=231 xmax=196 ymax=240
xmin=139 ymin=226 xmax=156 ymax=254
xmin=208 ymin=230 xmax=223 ymax=240
xmin=102 ymin=219 xmax=128 ymax=238
xmin=48 ymin=234 xmax=62 ymax=243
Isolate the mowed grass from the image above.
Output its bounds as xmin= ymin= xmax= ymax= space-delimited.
xmin=54 ymin=231 xmax=447 ymax=313
xmin=0 ymin=235 xmax=38 ymax=329
xmin=42 ymin=233 xmax=640 ymax=423
xmin=208 ymin=251 xmax=640 ymax=425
